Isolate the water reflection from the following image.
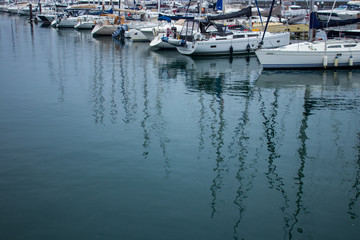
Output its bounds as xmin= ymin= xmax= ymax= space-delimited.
xmin=348 ymin=132 xmax=360 ymax=219
xmin=256 ymin=70 xmax=360 ymax=112
xmin=110 ymin=42 xmax=118 ymax=124
xmin=288 ymin=87 xmax=311 ymax=239
xmin=91 ymin=38 xmax=106 ymax=124
xmin=2 ymin=14 xmax=360 ymax=240
xmin=117 ymin=41 xmax=138 ymax=124
xmin=256 ymin=70 xmax=360 ymax=89
xmin=151 ymin=51 xmax=266 ymax=233
xmin=147 ymin=52 xmax=360 ymax=240
xmin=255 ymin=70 xmax=360 ymax=239
xmin=230 ymin=85 xmax=256 ymax=240
xmin=154 ymin=67 xmax=171 ymax=176
xmin=258 ymin=88 xmax=293 ymax=239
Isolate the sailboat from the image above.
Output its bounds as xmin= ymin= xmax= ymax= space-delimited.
xmin=162 ymin=6 xmax=290 ymax=56
xmin=255 ymin=0 xmax=360 ymax=69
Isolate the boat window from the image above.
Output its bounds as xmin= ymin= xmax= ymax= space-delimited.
xmin=336 ymin=5 xmax=349 ymax=10
xmin=180 ymin=20 xmax=199 ymax=41
xmin=327 ymin=45 xmax=342 ymax=48
xmin=247 ymin=34 xmax=259 ymax=38
xmin=206 ymin=25 xmax=218 ymax=33
xmin=233 ymin=35 xmax=245 ymax=38
xmin=344 ymin=44 xmax=357 ymax=48
xmin=348 ymin=5 xmax=360 ymax=10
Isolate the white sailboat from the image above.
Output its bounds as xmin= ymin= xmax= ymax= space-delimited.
xmin=148 ymin=18 xmax=185 ymax=49
xmin=255 ymin=39 xmax=360 ymax=69
xmin=91 ymin=18 xmax=120 ymax=36
xmin=255 ymin=0 xmax=360 ymax=69
xmin=162 ymin=7 xmax=290 ymax=56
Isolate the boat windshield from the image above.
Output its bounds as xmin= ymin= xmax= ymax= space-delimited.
xmin=336 ymin=4 xmax=360 ymax=10
xmin=180 ymin=20 xmax=200 ymax=36
xmin=179 ymin=20 xmax=200 ymax=41
xmin=204 ymin=23 xmax=232 ymax=36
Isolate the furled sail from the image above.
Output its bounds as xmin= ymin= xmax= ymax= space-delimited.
xmin=207 ymin=7 xmax=252 ymax=21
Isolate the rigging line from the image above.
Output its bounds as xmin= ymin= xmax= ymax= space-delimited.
xmin=327 ymin=0 xmax=337 ymax=25
xmin=259 ymin=0 xmax=276 ymax=47
xmin=254 ymin=0 xmax=263 ymax=27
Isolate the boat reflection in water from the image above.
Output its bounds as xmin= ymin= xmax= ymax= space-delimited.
xmin=256 ymin=69 xmax=360 ymax=89
xmin=150 ymin=51 xmax=262 ymax=95
xmin=145 ymin=51 xmax=360 ymax=239
xmin=2 ymin=11 xmax=360 ymax=239
xmin=255 ymin=69 xmax=360 ymax=239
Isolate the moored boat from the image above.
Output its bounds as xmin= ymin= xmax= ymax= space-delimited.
xmin=162 ymin=7 xmax=290 ymax=56
xmin=255 ymin=0 xmax=360 ymax=70
xmin=255 ymin=39 xmax=360 ymax=69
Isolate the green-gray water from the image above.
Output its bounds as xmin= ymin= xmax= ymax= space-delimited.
xmin=0 ymin=13 xmax=360 ymax=240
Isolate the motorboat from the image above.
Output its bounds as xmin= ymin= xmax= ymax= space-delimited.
xmin=6 ymin=2 xmax=28 ymax=14
xmin=74 ymin=15 xmax=115 ymax=30
xmin=74 ymin=15 xmax=98 ymax=30
xmin=149 ymin=24 xmax=184 ymax=50
xmin=17 ymin=3 xmax=40 ymax=16
xmin=317 ymin=2 xmax=360 ymax=21
xmin=51 ymin=4 xmax=98 ymax=28
xmin=36 ymin=3 xmax=68 ymax=23
xmin=125 ymin=28 xmax=150 ymax=41
xmin=37 ymin=13 xmax=57 ymax=23
xmin=141 ymin=19 xmax=184 ymax=41
xmin=255 ymin=39 xmax=360 ymax=69
xmin=150 ymin=32 xmax=177 ymax=49
xmin=92 ymin=16 xmax=122 ymax=36
xmin=52 ymin=15 xmax=79 ymax=28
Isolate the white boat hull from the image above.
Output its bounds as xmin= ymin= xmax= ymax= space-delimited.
xmin=56 ymin=17 xmax=78 ymax=28
xmin=75 ymin=21 xmax=95 ymax=30
xmin=92 ymin=24 xmax=119 ymax=36
xmin=256 ymin=40 xmax=360 ymax=69
xmin=150 ymin=34 xmax=177 ymax=50
xmin=140 ymin=27 xmax=156 ymax=41
xmin=37 ymin=14 xmax=56 ymax=23
xmin=176 ymin=32 xmax=290 ymax=56
xmin=127 ymin=29 xmax=149 ymax=42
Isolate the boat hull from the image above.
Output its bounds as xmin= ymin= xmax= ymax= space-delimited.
xmin=256 ymin=41 xmax=360 ymax=69
xmin=75 ymin=22 xmax=95 ymax=30
xmin=92 ymin=24 xmax=119 ymax=36
xmin=176 ymin=32 xmax=290 ymax=56
xmin=150 ymin=34 xmax=177 ymax=50
xmin=56 ymin=18 xmax=78 ymax=28
xmin=128 ymin=29 xmax=149 ymax=42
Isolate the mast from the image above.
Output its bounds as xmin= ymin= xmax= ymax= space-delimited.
xmin=248 ymin=0 xmax=252 ymax=31
xmin=309 ymin=0 xmax=314 ymax=41
xmin=199 ymin=0 xmax=201 ymax=16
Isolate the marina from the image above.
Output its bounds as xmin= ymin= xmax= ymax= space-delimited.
xmin=1 ymin=2 xmax=360 ymax=239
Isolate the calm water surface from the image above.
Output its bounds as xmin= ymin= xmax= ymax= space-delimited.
xmin=1 ymin=13 xmax=360 ymax=240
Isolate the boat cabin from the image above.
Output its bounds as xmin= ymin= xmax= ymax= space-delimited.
xmin=179 ymin=19 xmax=233 ymax=42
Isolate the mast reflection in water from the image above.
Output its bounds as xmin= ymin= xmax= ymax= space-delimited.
xmin=0 ymin=13 xmax=360 ymax=240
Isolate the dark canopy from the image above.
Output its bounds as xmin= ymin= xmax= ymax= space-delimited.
xmin=310 ymin=12 xmax=360 ymax=29
xmin=207 ymin=7 xmax=252 ymax=21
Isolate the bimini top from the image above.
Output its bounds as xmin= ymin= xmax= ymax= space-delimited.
xmin=206 ymin=7 xmax=252 ymax=21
